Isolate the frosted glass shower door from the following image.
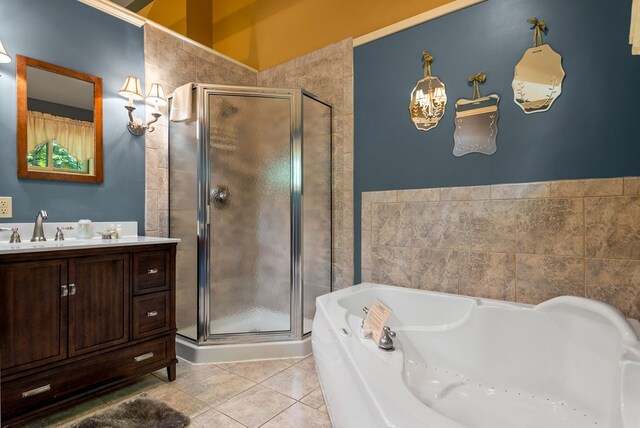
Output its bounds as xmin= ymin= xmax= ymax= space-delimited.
xmin=207 ymin=93 xmax=292 ymax=336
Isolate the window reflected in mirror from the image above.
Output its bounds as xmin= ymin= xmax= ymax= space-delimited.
xmin=17 ymin=55 xmax=103 ymax=183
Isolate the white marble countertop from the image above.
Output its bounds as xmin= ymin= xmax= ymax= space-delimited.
xmin=0 ymin=236 xmax=180 ymax=255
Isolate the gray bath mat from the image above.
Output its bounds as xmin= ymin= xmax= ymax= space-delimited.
xmin=71 ymin=394 xmax=190 ymax=428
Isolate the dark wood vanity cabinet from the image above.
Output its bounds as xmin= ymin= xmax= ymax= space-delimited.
xmin=0 ymin=243 xmax=177 ymax=426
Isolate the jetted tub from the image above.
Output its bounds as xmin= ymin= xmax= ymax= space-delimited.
xmin=312 ymin=283 xmax=640 ymax=428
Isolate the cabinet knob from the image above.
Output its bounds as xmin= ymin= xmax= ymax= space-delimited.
xmin=61 ymin=285 xmax=68 ymax=297
xmin=146 ymin=310 xmax=158 ymax=318
xmin=147 ymin=268 xmax=158 ymax=274
xmin=69 ymin=284 xmax=76 ymax=296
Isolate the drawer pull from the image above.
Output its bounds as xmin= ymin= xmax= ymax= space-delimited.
xmin=134 ymin=352 xmax=154 ymax=363
xmin=147 ymin=268 xmax=158 ymax=274
xmin=146 ymin=310 xmax=159 ymax=317
xmin=22 ymin=384 xmax=51 ymax=398
xmin=69 ymin=283 xmax=76 ymax=296
xmin=61 ymin=285 xmax=68 ymax=297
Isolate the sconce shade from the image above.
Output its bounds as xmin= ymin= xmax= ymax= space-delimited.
xmin=0 ymin=38 xmax=12 ymax=63
xmin=145 ymin=83 xmax=167 ymax=106
xmin=119 ymin=76 xmax=143 ymax=101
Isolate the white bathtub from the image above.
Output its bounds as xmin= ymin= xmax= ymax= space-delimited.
xmin=312 ymin=283 xmax=640 ymax=428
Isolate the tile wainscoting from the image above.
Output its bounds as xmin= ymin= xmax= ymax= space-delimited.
xmin=361 ymin=177 xmax=640 ymax=319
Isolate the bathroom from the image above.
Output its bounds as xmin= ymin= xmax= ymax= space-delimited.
xmin=0 ymin=0 xmax=639 ymax=426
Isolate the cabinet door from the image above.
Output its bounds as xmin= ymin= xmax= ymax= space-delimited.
xmin=0 ymin=260 xmax=68 ymax=371
xmin=68 ymin=254 xmax=130 ymax=356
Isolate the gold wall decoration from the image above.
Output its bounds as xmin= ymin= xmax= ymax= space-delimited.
xmin=453 ymin=72 xmax=500 ymax=157
xmin=409 ymin=51 xmax=447 ymax=132
xmin=512 ymin=17 xmax=565 ymax=114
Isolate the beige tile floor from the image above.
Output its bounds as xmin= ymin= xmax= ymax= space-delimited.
xmin=24 ymin=355 xmax=332 ymax=428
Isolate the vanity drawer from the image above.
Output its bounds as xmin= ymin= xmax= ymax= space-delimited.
xmin=1 ymin=337 xmax=170 ymax=422
xmin=133 ymin=292 xmax=170 ymax=339
xmin=133 ymin=250 xmax=170 ymax=294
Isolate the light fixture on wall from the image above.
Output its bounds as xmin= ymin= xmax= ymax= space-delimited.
xmin=0 ymin=36 xmax=12 ymax=71
xmin=119 ymin=76 xmax=166 ymax=136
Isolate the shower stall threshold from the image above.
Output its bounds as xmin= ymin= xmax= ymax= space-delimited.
xmin=176 ymin=335 xmax=312 ymax=364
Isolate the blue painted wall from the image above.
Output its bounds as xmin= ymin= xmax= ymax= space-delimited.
xmin=354 ymin=0 xmax=640 ymax=282
xmin=0 ymin=0 xmax=145 ymax=234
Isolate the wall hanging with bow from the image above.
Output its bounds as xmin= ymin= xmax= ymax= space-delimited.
xmin=409 ymin=51 xmax=447 ymax=132
xmin=512 ymin=17 xmax=565 ymax=114
xmin=453 ymin=72 xmax=500 ymax=157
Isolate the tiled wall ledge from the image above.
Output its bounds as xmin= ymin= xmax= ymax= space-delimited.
xmin=361 ymin=177 xmax=640 ymax=319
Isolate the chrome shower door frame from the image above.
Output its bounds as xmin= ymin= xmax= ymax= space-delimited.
xmin=197 ymin=84 xmax=304 ymax=345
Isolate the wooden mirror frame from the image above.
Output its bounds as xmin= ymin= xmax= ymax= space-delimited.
xmin=16 ymin=55 xmax=103 ymax=183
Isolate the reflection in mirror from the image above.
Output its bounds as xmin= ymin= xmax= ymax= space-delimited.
xmin=17 ymin=55 xmax=103 ymax=182
xmin=512 ymin=45 xmax=565 ymax=114
xmin=453 ymin=94 xmax=500 ymax=157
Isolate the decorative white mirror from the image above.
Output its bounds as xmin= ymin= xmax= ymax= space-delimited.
xmin=453 ymin=72 xmax=500 ymax=157
xmin=409 ymin=51 xmax=447 ymax=132
xmin=512 ymin=18 xmax=565 ymax=114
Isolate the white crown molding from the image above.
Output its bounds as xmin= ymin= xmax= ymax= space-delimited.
xmin=78 ymin=0 xmax=146 ymax=27
xmin=353 ymin=0 xmax=486 ymax=47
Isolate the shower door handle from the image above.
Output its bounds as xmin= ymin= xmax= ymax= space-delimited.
xmin=210 ymin=185 xmax=230 ymax=207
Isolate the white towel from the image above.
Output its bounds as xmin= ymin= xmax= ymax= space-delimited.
xmin=170 ymin=83 xmax=194 ymax=122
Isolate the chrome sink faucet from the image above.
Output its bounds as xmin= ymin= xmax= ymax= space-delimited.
xmin=31 ymin=210 xmax=48 ymax=242
xmin=0 ymin=227 xmax=21 ymax=243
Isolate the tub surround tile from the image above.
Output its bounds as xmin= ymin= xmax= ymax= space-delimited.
xmin=412 ymin=202 xmax=458 ymax=249
xmin=624 ymin=177 xmax=640 ymax=195
xmin=456 ymin=201 xmax=516 ymax=253
xmin=412 ymin=249 xmax=459 ymax=293
xmin=361 ymin=177 xmax=640 ymax=319
xmin=397 ymin=188 xmax=440 ymax=202
xmin=371 ymin=246 xmax=412 ymax=288
xmin=516 ymin=255 xmax=585 ymax=305
xmin=440 ymin=185 xmax=491 ymax=201
xmin=585 ymin=197 xmax=640 ymax=259
xmin=516 ymin=198 xmax=584 ymax=257
xmin=550 ymin=178 xmax=624 ymax=197
xmin=586 ymin=259 xmax=640 ymax=320
xmin=491 ymin=182 xmax=550 ymax=199
xmin=362 ymin=190 xmax=398 ymax=203
xmin=371 ymin=203 xmax=412 ymax=247
xmin=458 ymin=252 xmax=516 ymax=301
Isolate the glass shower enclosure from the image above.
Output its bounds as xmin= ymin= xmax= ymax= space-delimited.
xmin=169 ymin=84 xmax=332 ymax=346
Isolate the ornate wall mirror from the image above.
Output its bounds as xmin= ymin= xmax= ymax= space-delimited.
xmin=16 ymin=55 xmax=103 ymax=182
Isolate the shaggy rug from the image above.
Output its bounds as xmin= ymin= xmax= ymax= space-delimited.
xmin=70 ymin=394 xmax=190 ymax=428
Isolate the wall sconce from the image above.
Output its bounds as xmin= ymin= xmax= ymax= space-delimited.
xmin=118 ymin=76 xmax=166 ymax=136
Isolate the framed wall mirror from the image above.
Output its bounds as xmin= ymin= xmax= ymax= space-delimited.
xmin=16 ymin=55 xmax=103 ymax=183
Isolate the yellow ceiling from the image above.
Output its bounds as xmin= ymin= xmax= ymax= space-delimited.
xmin=139 ymin=0 xmax=455 ymax=70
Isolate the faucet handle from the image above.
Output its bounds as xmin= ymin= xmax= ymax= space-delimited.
xmin=0 ymin=228 xmax=21 ymax=243
xmin=383 ymin=326 xmax=396 ymax=338
xmin=54 ymin=226 xmax=73 ymax=241
xmin=379 ymin=326 xmax=397 ymax=351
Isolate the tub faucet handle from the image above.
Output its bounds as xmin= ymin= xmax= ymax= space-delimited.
xmin=361 ymin=306 xmax=369 ymax=329
xmin=379 ymin=326 xmax=396 ymax=351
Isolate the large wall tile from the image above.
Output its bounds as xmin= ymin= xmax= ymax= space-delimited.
xmin=516 ymin=199 xmax=584 ymax=256
xmin=412 ymin=249 xmax=459 ymax=293
xmin=397 ymin=188 xmax=440 ymax=202
xmin=458 ymin=252 xmax=515 ymax=301
xmin=550 ymin=178 xmax=623 ymax=197
xmin=516 ymin=255 xmax=584 ymax=305
xmin=491 ymin=182 xmax=550 ymax=199
xmin=624 ymin=177 xmax=640 ymax=195
xmin=586 ymin=258 xmax=640 ymax=319
xmin=585 ymin=197 xmax=640 ymax=259
xmin=412 ymin=202 xmax=458 ymax=249
xmin=440 ymin=185 xmax=490 ymax=201
xmin=371 ymin=247 xmax=412 ymax=288
xmin=371 ymin=203 xmax=412 ymax=247
xmin=456 ymin=201 xmax=516 ymax=252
